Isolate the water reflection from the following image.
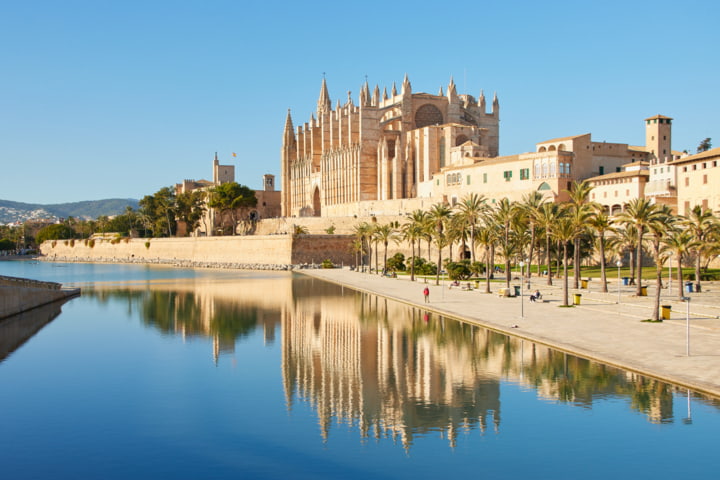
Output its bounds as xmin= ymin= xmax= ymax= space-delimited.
xmin=83 ymin=273 xmax=720 ymax=447
xmin=0 ymin=301 xmax=66 ymax=362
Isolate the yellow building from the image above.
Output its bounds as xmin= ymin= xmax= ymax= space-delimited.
xmin=672 ymin=147 xmax=720 ymax=215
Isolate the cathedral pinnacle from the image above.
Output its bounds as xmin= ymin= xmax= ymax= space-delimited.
xmin=317 ymin=77 xmax=332 ymax=116
xmin=401 ymin=74 xmax=411 ymax=94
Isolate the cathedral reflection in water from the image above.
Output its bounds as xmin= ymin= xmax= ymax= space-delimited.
xmin=81 ymin=272 xmax=716 ymax=448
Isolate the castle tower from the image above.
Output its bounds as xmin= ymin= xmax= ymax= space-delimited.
xmin=645 ymin=115 xmax=672 ymax=164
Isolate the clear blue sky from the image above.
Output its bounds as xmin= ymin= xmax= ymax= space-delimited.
xmin=1 ymin=0 xmax=717 ymax=205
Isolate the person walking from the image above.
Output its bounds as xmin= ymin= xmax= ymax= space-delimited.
xmin=423 ymin=287 xmax=430 ymax=303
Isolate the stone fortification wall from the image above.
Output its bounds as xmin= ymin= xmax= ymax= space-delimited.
xmin=0 ymin=275 xmax=75 ymax=320
xmin=40 ymin=235 xmax=355 ymax=269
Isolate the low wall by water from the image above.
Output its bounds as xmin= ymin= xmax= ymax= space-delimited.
xmin=0 ymin=275 xmax=79 ymax=320
xmin=39 ymin=234 xmax=356 ymax=269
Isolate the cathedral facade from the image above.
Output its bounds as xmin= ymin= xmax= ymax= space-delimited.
xmin=281 ymin=76 xmax=500 ymax=217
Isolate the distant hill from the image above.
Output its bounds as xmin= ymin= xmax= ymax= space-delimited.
xmin=0 ymin=198 xmax=140 ymax=224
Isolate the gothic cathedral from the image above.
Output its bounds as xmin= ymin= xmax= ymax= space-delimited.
xmin=281 ymin=76 xmax=500 ymax=217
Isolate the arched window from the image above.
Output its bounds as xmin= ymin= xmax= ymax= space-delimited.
xmin=414 ymin=104 xmax=443 ymax=128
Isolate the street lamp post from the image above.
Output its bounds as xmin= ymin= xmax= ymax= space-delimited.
xmin=616 ymin=260 xmax=622 ymax=304
xmin=519 ymin=261 xmax=525 ymax=318
xmin=525 ymin=257 xmax=531 ymax=290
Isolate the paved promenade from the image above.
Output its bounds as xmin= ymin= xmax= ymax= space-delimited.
xmin=300 ymin=267 xmax=720 ymax=398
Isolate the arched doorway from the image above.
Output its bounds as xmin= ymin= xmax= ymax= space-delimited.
xmin=312 ymin=187 xmax=321 ymax=217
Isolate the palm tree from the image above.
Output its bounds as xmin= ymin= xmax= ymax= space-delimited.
xmin=428 ymin=203 xmax=453 ymax=285
xmin=402 ymin=210 xmax=427 ymax=282
xmin=682 ymin=205 xmax=718 ymax=291
xmin=587 ymin=205 xmax=615 ymax=293
xmin=492 ymin=198 xmax=520 ymax=288
xmin=455 ymin=193 xmax=488 ymax=263
xmin=618 ymin=198 xmax=664 ymax=296
xmin=662 ymin=227 xmax=697 ymax=300
xmin=552 ymin=207 xmax=575 ymax=307
xmin=566 ymin=180 xmax=594 ymax=289
xmin=352 ymin=222 xmax=372 ymax=272
xmin=535 ymin=202 xmax=562 ymax=286
xmin=374 ymin=223 xmax=396 ymax=273
xmin=612 ymin=223 xmax=639 ymax=282
xmin=475 ymin=224 xmax=497 ymax=293
xmin=646 ymin=205 xmax=674 ymax=321
xmin=520 ymin=191 xmax=546 ymax=278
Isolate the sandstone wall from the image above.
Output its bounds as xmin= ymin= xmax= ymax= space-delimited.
xmin=0 ymin=275 xmax=77 ymax=320
xmin=40 ymin=235 xmax=355 ymax=269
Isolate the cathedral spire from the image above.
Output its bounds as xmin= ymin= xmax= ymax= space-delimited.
xmin=447 ymin=76 xmax=457 ymax=102
xmin=360 ymin=80 xmax=371 ymax=106
xmin=479 ymin=89 xmax=486 ymax=112
xmin=383 ymin=86 xmax=389 ymax=100
xmin=372 ymin=84 xmax=380 ymax=106
xmin=438 ymin=85 xmax=444 ymax=96
xmin=391 ymin=82 xmax=397 ymax=97
xmin=492 ymin=92 xmax=500 ymax=118
xmin=317 ymin=77 xmax=332 ymax=116
xmin=401 ymin=74 xmax=411 ymax=94
xmin=283 ymin=109 xmax=296 ymax=147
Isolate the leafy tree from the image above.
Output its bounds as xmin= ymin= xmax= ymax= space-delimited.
xmin=139 ymin=186 xmax=177 ymax=237
xmin=0 ymin=238 xmax=15 ymax=250
xmin=697 ymin=137 xmax=712 ymax=153
xmin=36 ymin=224 xmax=75 ymax=244
xmin=208 ymin=182 xmax=257 ymax=235
xmin=176 ymin=190 xmax=207 ymax=236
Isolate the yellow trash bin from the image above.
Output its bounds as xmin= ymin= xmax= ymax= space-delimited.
xmin=661 ymin=305 xmax=671 ymax=320
xmin=573 ymin=293 xmax=582 ymax=305
xmin=581 ymin=279 xmax=588 ymax=289
xmin=640 ymin=286 xmax=648 ymax=296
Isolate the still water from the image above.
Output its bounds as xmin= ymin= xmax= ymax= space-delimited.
xmin=2 ymin=261 xmax=719 ymax=479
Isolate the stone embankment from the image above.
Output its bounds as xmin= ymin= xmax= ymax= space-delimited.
xmin=0 ymin=275 xmax=80 ymax=320
xmin=39 ymin=235 xmax=355 ymax=270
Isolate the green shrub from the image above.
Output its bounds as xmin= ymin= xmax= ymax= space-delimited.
xmin=386 ymin=253 xmax=406 ymax=272
xmin=321 ymin=259 xmax=334 ymax=268
xmin=145 ymin=241 xmax=151 ymax=249
xmin=446 ymin=260 xmax=472 ymax=280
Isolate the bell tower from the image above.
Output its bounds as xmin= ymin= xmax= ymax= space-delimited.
xmin=645 ymin=115 xmax=672 ymax=164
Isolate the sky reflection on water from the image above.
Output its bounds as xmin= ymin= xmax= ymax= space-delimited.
xmin=1 ymin=261 xmax=719 ymax=479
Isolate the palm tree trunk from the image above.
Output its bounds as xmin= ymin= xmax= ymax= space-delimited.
xmin=599 ymin=235 xmax=608 ymax=293
xmin=410 ymin=240 xmax=416 ymax=282
xmin=573 ymin=237 xmax=580 ymax=289
xmin=436 ymin=246 xmax=443 ymax=286
xmin=528 ymin=225 xmax=535 ymax=279
xmin=484 ymin=247 xmax=492 ymax=293
xmin=546 ymin=236 xmax=553 ymax=286
xmin=562 ymin=243 xmax=569 ymax=306
xmin=695 ymin=254 xmax=702 ymax=291
xmin=652 ymin=245 xmax=662 ymax=321
xmin=636 ymin=227 xmax=644 ymax=296
xmin=677 ymin=255 xmax=684 ymax=300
